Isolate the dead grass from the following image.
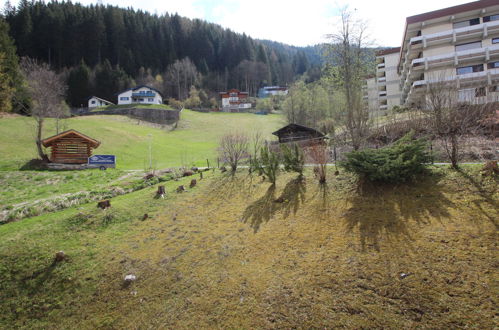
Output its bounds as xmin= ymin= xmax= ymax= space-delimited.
xmin=0 ymin=166 xmax=497 ymax=328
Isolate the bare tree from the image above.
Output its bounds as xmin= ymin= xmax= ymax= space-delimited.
xmin=422 ymin=75 xmax=494 ymax=169
xmin=20 ymin=58 xmax=67 ymax=161
xmin=308 ymin=142 xmax=329 ymax=183
xmin=219 ymin=133 xmax=249 ymax=172
xmin=326 ymin=7 xmax=372 ymax=150
xmin=164 ymin=58 xmax=199 ymax=100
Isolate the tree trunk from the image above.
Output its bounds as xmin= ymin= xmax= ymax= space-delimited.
xmin=450 ymin=134 xmax=459 ymax=169
xmin=35 ymin=117 xmax=48 ymax=161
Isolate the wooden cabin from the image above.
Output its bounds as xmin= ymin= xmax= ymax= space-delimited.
xmin=272 ymin=124 xmax=327 ymax=144
xmin=41 ymin=130 xmax=101 ymax=164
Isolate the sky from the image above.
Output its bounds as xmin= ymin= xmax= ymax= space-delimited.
xmin=8 ymin=0 xmax=473 ymax=47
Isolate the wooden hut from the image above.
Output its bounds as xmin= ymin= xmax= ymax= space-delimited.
xmin=272 ymin=124 xmax=327 ymax=144
xmin=41 ymin=130 xmax=101 ymax=164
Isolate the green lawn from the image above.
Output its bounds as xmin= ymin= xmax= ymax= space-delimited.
xmin=0 ymin=166 xmax=496 ymax=328
xmin=0 ymin=110 xmax=285 ymax=170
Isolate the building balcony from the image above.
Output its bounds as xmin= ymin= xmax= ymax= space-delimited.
xmin=409 ymin=21 xmax=499 ymax=51
xmin=405 ymin=68 xmax=499 ymax=104
xmin=132 ymin=91 xmax=156 ymax=97
xmin=379 ymin=104 xmax=388 ymax=111
xmin=410 ymin=44 xmax=499 ymax=71
xmin=377 ymin=77 xmax=386 ymax=83
xmin=378 ymin=91 xmax=387 ymax=98
xmin=377 ymin=63 xmax=385 ymax=69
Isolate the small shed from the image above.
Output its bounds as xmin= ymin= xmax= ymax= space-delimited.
xmin=42 ymin=130 xmax=101 ymax=164
xmin=272 ymin=124 xmax=327 ymax=144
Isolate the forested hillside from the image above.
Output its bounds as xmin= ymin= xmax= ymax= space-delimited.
xmin=3 ymin=1 xmax=318 ymax=106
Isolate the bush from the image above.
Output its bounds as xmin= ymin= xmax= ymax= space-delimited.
xmin=250 ymin=146 xmax=281 ymax=184
xmin=341 ymin=132 xmax=431 ymax=183
xmin=281 ymin=143 xmax=304 ymax=176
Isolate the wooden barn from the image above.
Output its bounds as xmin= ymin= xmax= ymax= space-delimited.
xmin=41 ymin=130 xmax=101 ymax=164
xmin=272 ymin=124 xmax=327 ymax=144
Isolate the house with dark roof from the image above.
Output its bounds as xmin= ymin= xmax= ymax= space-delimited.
xmin=117 ymin=85 xmax=163 ymax=105
xmin=272 ymin=124 xmax=327 ymax=144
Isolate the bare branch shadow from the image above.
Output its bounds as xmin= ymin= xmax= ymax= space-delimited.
xmin=241 ymin=177 xmax=307 ymax=233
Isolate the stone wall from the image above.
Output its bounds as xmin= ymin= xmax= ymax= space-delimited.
xmin=72 ymin=107 xmax=181 ymax=125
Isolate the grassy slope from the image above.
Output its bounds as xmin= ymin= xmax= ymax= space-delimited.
xmin=0 ymin=110 xmax=285 ymax=170
xmin=0 ymin=166 xmax=497 ymax=328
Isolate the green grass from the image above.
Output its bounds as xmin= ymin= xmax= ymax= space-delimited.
xmin=0 ymin=165 xmax=496 ymax=328
xmin=0 ymin=110 xmax=285 ymax=170
xmin=0 ymin=169 xmax=180 ymax=223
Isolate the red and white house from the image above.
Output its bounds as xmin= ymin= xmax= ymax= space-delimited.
xmin=219 ymin=89 xmax=252 ymax=112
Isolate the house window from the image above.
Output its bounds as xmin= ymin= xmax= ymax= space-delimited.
xmin=148 ymin=98 xmax=154 ymax=102
xmin=455 ymin=41 xmax=481 ymax=52
xmin=91 ymin=100 xmax=96 ymax=104
xmin=489 ymin=85 xmax=498 ymax=92
xmin=456 ymin=64 xmax=483 ymax=75
xmin=139 ymin=98 xmax=144 ymax=102
xmin=488 ymin=61 xmax=499 ymax=69
xmin=493 ymin=38 xmax=499 ymax=44
xmin=453 ymin=18 xmax=480 ymax=28
xmin=120 ymin=97 xmax=129 ymax=101
xmin=483 ymin=14 xmax=499 ymax=22
xmin=475 ymin=87 xmax=486 ymax=97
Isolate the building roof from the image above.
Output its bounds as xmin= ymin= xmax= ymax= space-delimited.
xmin=87 ymin=96 xmax=114 ymax=104
xmin=376 ymin=47 xmax=401 ymax=56
xmin=42 ymin=129 xmax=101 ymax=148
xmin=117 ymin=85 xmax=163 ymax=97
xmin=272 ymin=123 xmax=326 ymax=137
xmin=406 ymin=0 xmax=498 ymax=25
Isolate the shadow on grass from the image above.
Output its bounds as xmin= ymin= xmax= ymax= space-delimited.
xmin=456 ymin=168 xmax=498 ymax=229
xmin=241 ymin=177 xmax=306 ymax=233
xmin=343 ymin=173 xmax=454 ymax=252
xmin=20 ymin=259 xmax=60 ymax=293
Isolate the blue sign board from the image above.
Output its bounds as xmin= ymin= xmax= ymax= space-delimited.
xmin=88 ymin=155 xmax=116 ymax=165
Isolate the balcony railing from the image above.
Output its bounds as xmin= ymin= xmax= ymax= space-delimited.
xmin=132 ymin=91 xmax=156 ymax=97
xmin=411 ymin=44 xmax=499 ymax=69
xmin=409 ymin=20 xmax=499 ymax=49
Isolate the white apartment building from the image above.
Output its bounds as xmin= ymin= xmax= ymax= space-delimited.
xmin=375 ymin=47 xmax=402 ymax=112
xmin=398 ymin=0 xmax=499 ymax=107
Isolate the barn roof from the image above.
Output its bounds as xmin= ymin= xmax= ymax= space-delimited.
xmin=272 ymin=123 xmax=326 ymax=137
xmin=42 ymin=129 xmax=101 ymax=148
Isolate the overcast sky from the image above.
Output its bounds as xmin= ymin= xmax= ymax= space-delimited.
xmin=8 ymin=0 xmax=472 ymax=47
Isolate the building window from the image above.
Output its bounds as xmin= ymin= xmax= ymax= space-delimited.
xmin=148 ymin=98 xmax=154 ymax=102
xmin=483 ymin=14 xmax=499 ymax=22
xmin=456 ymin=64 xmax=483 ymax=75
xmin=475 ymin=87 xmax=486 ymax=97
xmin=120 ymin=97 xmax=129 ymax=101
xmin=488 ymin=61 xmax=499 ymax=69
xmin=455 ymin=41 xmax=481 ymax=52
xmin=453 ymin=18 xmax=480 ymax=28
xmin=489 ymin=85 xmax=498 ymax=92
xmin=493 ymin=38 xmax=499 ymax=44
xmin=91 ymin=100 xmax=96 ymax=104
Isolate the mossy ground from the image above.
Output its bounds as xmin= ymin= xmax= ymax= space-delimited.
xmin=0 ymin=166 xmax=497 ymax=328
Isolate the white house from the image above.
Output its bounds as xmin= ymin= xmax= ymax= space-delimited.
xmin=117 ymin=86 xmax=163 ymax=105
xmin=88 ymin=96 xmax=114 ymax=108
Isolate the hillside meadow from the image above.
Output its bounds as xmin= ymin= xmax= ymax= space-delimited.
xmin=0 ymin=110 xmax=285 ymax=170
xmin=0 ymin=165 xmax=497 ymax=328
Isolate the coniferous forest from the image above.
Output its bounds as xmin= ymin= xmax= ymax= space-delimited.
xmin=2 ymin=0 xmax=320 ymax=108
